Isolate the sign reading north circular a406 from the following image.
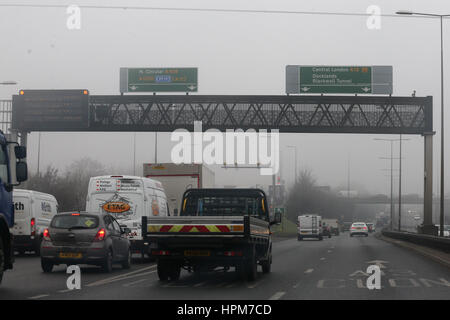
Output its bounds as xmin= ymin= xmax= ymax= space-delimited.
xmin=285 ymin=65 xmax=393 ymax=95
xmin=120 ymin=67 xmax=198 ymax=93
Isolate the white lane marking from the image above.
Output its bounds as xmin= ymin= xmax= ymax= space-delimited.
xmin=123 ymin=278 xmax=150 ymax=287
xmin=293 ymin=281 xmax=301 ymax=288
xmin=305 ymin=268 xmax=314 ymax=274
xmin=247 ymin=279 xmax=264 ymax=289
xmin=268 ymin=291 xmax=286 ymax=300
xmin=194 ymin=281 xmax=208 ymax=287
xmin=320 ymin=257 xmax=326 ymax=261
xmin=162 ymin=283 xmax=188 ymax=288
xmin=327 ymin=250 xmax=332 ymax=253
xmin=29 ymin=294 xmax=50 ymax=299
xmin=58 ymin=289 xmax=71 ymax=293
xmin=86 ymin=264 xmax=157 ymax=287
xmin=87 ymin=270 xmax=157 ymax=287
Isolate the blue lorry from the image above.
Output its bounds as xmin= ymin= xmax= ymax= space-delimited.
xmin=0 ymin=131 xmax=27 ymax=284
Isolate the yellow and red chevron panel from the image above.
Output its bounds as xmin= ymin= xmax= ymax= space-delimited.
xmin=147 ymin=224 xmax=244 ymax=233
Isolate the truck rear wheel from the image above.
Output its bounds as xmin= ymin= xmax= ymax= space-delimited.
xmin=0 ymin=236 xmax=4 ymax=284
xmin=157 ymin=261 xmax=169 ymax=281
xmin=261 ymin=254 xmax=272 ymax=274
xmin=41 ymin=259 xmax=53 ymax=273
xmin=246 ymin=249 xmax=258 ymax=281
xmin=168 ymin=265 xmax=181 ymax=281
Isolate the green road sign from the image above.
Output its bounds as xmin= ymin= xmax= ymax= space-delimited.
xmin=286 ymin=65 xmax=392 ymax=95
xmin=120 ymin=68 xmax=197 ymax=93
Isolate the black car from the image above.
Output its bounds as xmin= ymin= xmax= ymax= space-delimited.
xmin=40 ymin=212 xmax=132 ymax=273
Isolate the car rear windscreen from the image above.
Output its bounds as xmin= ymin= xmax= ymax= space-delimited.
xmin=51 ymin=215 xmax=99 ymax=229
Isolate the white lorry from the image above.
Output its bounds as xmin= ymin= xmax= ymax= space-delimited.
xmin=297 ymin=214 xmax=323 ymax=241
xmin=10 ymin=189 xmax=58 ymax=255
xmin=143 ymin=163 xmax=215 ymax=216
xmin=85 ymin=175 xmax=169 ymax=257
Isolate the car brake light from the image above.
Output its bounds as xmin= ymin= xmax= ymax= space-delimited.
xmin=43 ymin=228 xmax=51 ymax=241
xmin=31 ymin=218 xmax=36 ymax=236
xmin=351 ymin=227 xmax=356 ymax=229
xmin=95 ymin=228 xmax=106 ymax=241
xmin=363 ymin=227 xmax=367 ymax=230
xmin=71 ymin=213 xmax=80 ymax=216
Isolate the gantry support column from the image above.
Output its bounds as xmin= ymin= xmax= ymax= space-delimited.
xmin=422 ymin=132 xmax=438 ymax=235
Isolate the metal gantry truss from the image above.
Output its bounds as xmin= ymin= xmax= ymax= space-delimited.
xmin=89 ymin=95 xmax=432 ymax=134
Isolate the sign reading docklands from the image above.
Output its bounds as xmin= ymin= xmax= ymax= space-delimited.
xmin=12 ymin=89 xmax=90 ymax=131
xmin=120 ymin=67 xmax=198 ymax=93
xmin=286 ymin=65 xmax=392 ymax=94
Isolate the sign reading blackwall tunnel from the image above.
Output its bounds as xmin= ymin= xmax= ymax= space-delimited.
xmin=286 ymin=65 xmax=393 ymax=95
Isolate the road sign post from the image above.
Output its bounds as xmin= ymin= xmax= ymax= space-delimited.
xmin=120 ymin=68 xmax=198 ymax=93
xmin=286 ymin=65 xmax=392 ymax=95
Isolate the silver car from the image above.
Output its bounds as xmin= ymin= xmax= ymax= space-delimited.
xmin=349 ymin=222 xmax=369 ymax=237
xmin=40 ymin=212 xmax=132 ymax=273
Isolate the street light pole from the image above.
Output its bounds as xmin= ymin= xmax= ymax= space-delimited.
xmin=375 ymin=138 xmax=407 ymax=230
xmin=396 ymin=10 xmax=450 ymax=236
xmin=399 ymin=135 xmax=402 ymax=231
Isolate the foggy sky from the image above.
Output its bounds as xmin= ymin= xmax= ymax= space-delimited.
xmin=1 ymin=0 xmax=449 ymax=196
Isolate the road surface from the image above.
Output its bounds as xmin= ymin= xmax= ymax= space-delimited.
xmin=0 ymin=233 xmax=448 ymax=300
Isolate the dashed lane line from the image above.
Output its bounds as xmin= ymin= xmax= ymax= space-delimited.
xmin=123 ymin=278 xmax=150 ymax=287
xmin=305 ymin=268 xmax=314 ymax=274
xmin=87 ymin=269 xmax=157 ymax=287
xmin=87 ymin=264 xmax=156 ymax=287
xmin=247 ymin=279 xmax=264 ymax=289
xmin=268 ymin=291 xmax=286 ymax=300
xmin=28 ymin=294 xmax=50 ymax=299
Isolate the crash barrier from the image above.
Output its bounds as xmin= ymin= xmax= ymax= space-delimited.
xmin=381 ymin=229 xmax=450 ymax=253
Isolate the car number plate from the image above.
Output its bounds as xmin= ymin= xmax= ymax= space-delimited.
xmin=59 ymin=252 xmax=82 ymax=258
xmin=184 ymin=250 xmax=210 ymax=257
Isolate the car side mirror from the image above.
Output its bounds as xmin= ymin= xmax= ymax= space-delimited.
xmin=14 ymin=146 xmax=26 ymax=159
xmin=16 ymin=161 xmax=27 ymax=182
xmin=270 ymin=212 xmax=282 ymax=225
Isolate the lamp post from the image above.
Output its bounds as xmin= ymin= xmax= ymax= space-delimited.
xmin=396 ymin=10 xmax=450 ymax=236
xmin=375 ymin=138 xmax=408 ymax=230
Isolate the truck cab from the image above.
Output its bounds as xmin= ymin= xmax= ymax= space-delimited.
xmin=0 ymin=132 xmax=28 ymax=284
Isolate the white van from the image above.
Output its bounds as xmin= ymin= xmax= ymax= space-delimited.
xmin=11 ymin=189 xmax=58 ymax=254
xmin=297 ymin=214 xmax=323 ymax=241
xmin=85 ymin=175 xmax=169 ymax=256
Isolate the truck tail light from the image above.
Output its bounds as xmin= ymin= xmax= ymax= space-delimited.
xmin=152 ymin=250 xmax=170 ymax=256
xmin=94 ymin=228 xmax=106 ymax=241
xmin=31 ymin=218 xmax=36 ymax=236
xmin=43 ymin=228 xmax=51 ymax=241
